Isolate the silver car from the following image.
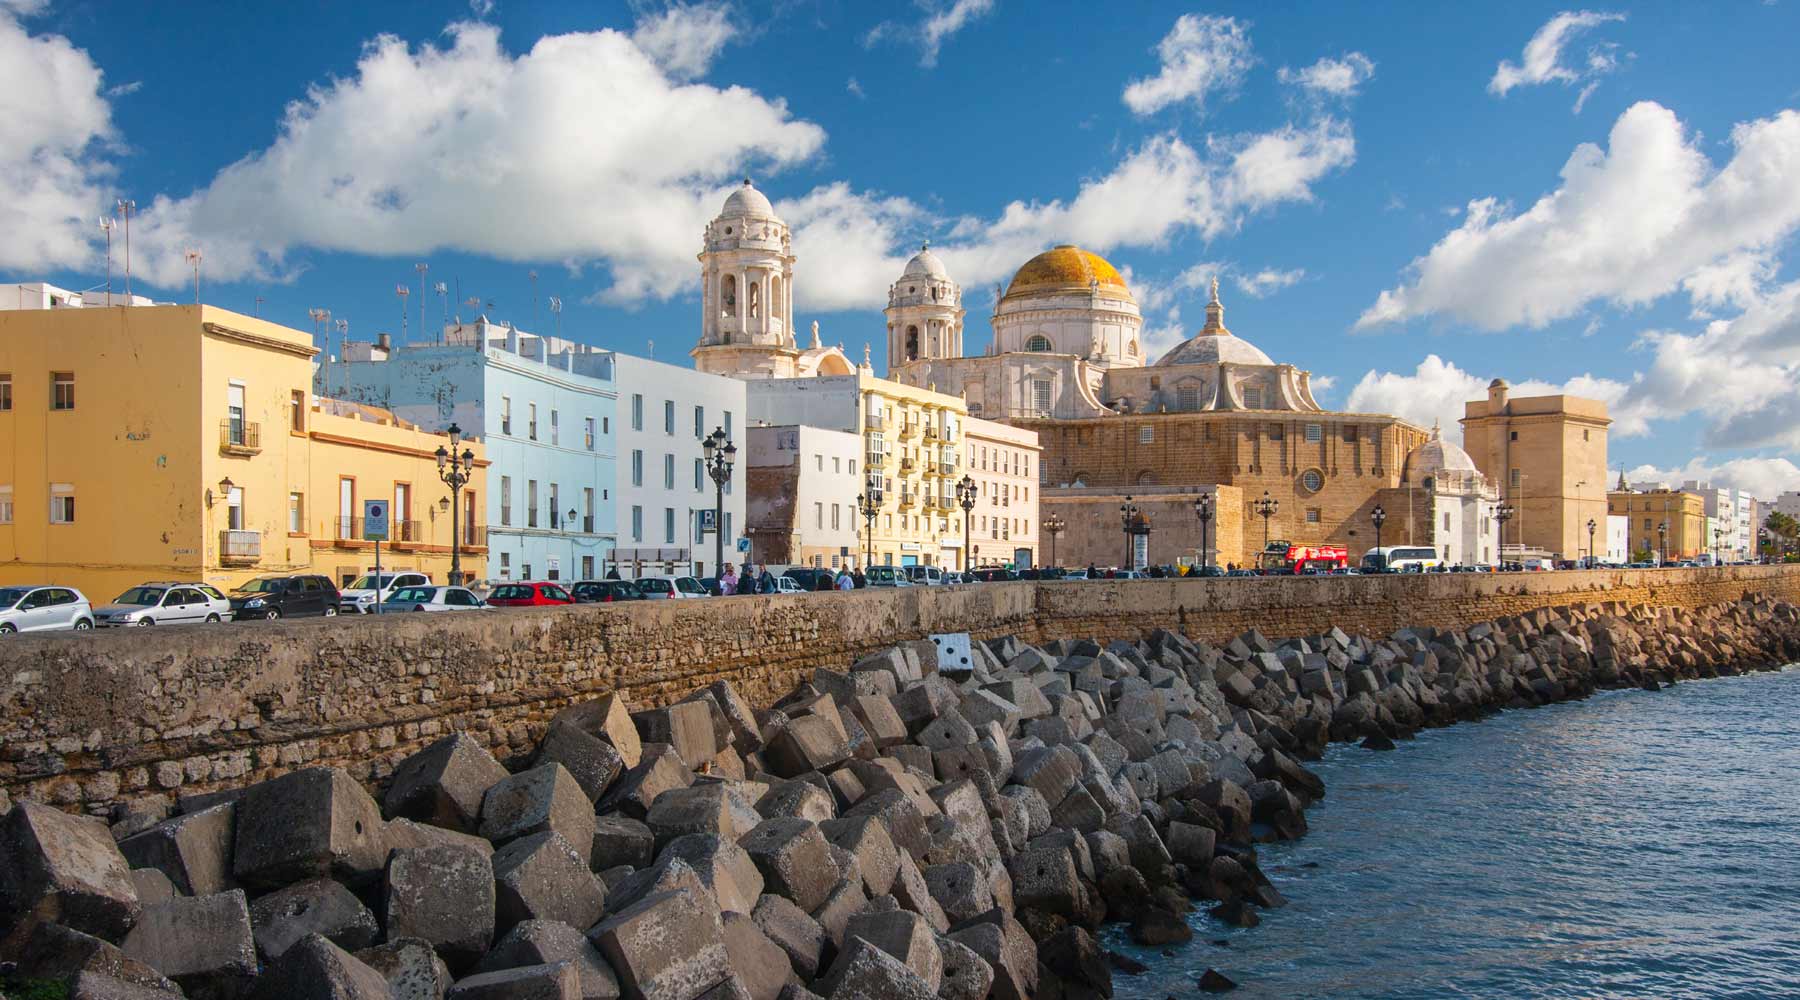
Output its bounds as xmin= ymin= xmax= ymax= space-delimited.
xmin=0 ymin=585 xmax=96 ymax=634
xmin=97 ymin=582 xmax=231 ymax=627
xmin=377 ymin=585 xmax=489 ymax=613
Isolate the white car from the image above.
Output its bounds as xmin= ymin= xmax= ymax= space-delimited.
xmin=96 ymin=583 xmax=231 ymax=627
xmin=771 ymin=576 xmax=805 ymax=594
xmin=634 ymin=576 xmax=708 ymax=599
xmin=339 ymin=572 xmax=433 ymax=614
xmin=0 ymin=585 xmax=95 ymax=634
xmin=377 ymin=585 xmax=489 ymax=613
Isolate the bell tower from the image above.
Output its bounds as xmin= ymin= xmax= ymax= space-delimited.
xmin=885 ymin=242 xmax=964 ymax=372
xmin=693 ymin=179 xmax=800 ymax=379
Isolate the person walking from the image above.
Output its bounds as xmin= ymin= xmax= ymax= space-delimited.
xmin=720 ymin=563 xmax=738 ymax=595
xmin=835 ymin=568 xmax=855 ymax=590
xmin=757 ymin=564 xmax=777 ymax=594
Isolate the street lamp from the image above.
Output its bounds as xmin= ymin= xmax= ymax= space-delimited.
xmin=956 ymin=475 xmax=978 ymax=571
xmin=1254 ymin=491 xmax=1280 ymax=565
xmin=566 ymin=507 xmax=579 ymax=579
xmin=1587 ymin=518 xmax=1598 ymax=568
xmin=1119 ymin=496 xmax=1139 ymax=570
xmin=856 ymin=471 xmax=881 ymax=570
xmin=1494 ymin=501 xmax=1515 ymax=567
xmin=1657 ymin=520 xmax=1668 ymax=566
xmin=1371 ymin=505 xmax=1387 ymax=569
xmin=434 ymin=423 xmax=476 ymax=586
xmin=1043 ymin=512 xmax=1065 ymax=568
xmin=702 ymin=427 xmax=736 ymax=577
xmin=1714 ymin=527 xmax=1725 ymax=566
xmin=1193 ymin=493 xmax=1213 ymax=570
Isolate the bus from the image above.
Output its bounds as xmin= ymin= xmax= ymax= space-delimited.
xmin=1258 ymin=543 xmax=1349 ymax=575
xmin=1361 ymin=545 xmax=1442 ymax=573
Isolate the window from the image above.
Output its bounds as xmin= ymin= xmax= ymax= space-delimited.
xmin=226 ymin=486 xmax=244 ymax=531
xmin=694 ymin=458 xmax=704 ymax=491
xmin=501 ymin=396 xmax=511 ymax=435
xmin=1269 ymin=423 xmax=1284 ymax=441
xmin=631 ymin=394 xmax=644 ymax=431
xmin=631 ymin=505 xmax=644 ymax=542
xmin=499 ymin=553 xmax=512 ymax=578
xmin=1303 ymin=507 xmax=1321 ymax=524
xmin=549 ymin=484 xmax=560 ymax=529
xmin=51 ymin=372 xmax=74 ymax=410
xmin=1242 ymin=386 xmax=1262 ymax=409
xmin=1301 ymin=469 xmax=1324 ymax=492
xmin=290 ymin=390 xmax=306 ymax=432
xmin=582 ymin=488 xmax=595 ymax=532
xmin=816 ymin=454 xmax=824 ymax=471
xmin=523 ymin=564 xmax=532 ymax=580
xmin=664 ymin=507 xmax=676 ymax=544
xmin=1510 ymin=468 xmax=1521 ymax=489
xmin=288 ymin=492 xmax=304 ymax=533
xmin=631 ymin=450 xmax=644 ymax=487
xmin=585 ymin=417 xmax=596 ymax=451
xmin=49 ymin=484 xmax=74 ymax=524
xmin=1345 ymin=426 xmax=1358 ymax=442
xmin=603 ymin=416 xmax=610 ymax=434
xmin=0 ymin=374 xmax=10 ymax=411
xmin=550 ymin=409 xmax=559 ymax=445
xmin=664 ymin=400 xmax=675 ymax=435
xmin=500 ymin=476 xmax=512 ymax=526
xmin=849 ymin=459 xmax=857 ymax=475
xmin=1176 ymin=385 xmax=1200 ymax=411
xmin=694 ymin=405 xmax=705 ymax=439
xmin=724 ymin=411 xmax=733 ymax=438
xmin=831 ymin=504 xmax=841 ymax=531
xmin=1138 ymin=427 xmax=1153 ymax=444
xmin=1031 ymin=378 xmax=1052 ymax=413
xmin=527 ymin=480 xmax=539 ymax=527
xmin=1443 ymin=512 xmax=1452 ymax=530
xmin=833 ymin=457 xmax=842 ymax=473
xmin=1025 ymin=335 xmax=1052 ymax=352
xmin=1509 ymin=431 xmax=1518 ymax=441
xmin=1583 ymin=429 xmax=1590 ymax=441
xmin=0 ymin=487 xmax=13 ymax=524
xmin=664 ymin=454 xmax=675 ymax=489
xmin=226 ymin=382 xmax=246 ymax=445
xmin=528 ymin=402 xmax=538 ymax=441
xmin=1306 ymin=423 xmax=1322 ymax=443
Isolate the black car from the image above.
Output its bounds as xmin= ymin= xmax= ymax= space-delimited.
xmin=570 ymin=580 xmax=643 ymax=603
xmin=968 ymin=567 xmax=1019 ymax=583
xmin=783 ymin=567 xmax=837 ymax=592
xmin=228 ymin=574 xmax=341 ymax=620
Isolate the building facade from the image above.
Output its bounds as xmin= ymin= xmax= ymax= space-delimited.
xmin=322 ymin=319 xmax=613 ymax=584
xmin=1607 ymin=487 xmax=1707 ymax=562
xmin=0 ymin=304 xmax=486 ymax=600
xmin=1461 ymin=381 xmax=1611 ymax=561
xmin=744 ymin=424 xmax=862 ymax=569
xmin=1681 ymin=480 xmax=1754 ymax=560
xmin=963 ymin=417 xmax=1041 ymax=568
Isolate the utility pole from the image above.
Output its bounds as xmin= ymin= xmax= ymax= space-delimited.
xmin=116 ymin=199 xmax=136 ymax=299
xmin=98 ymin=217 xmax=115 ymax=300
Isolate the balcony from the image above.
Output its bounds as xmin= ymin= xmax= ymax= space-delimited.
xmin=219 ymin=419 xmax=261 ymax=456
xmin=865 ymin=412 xmax=889 ymax=431
xmin=459 ymin=525 xmax=487 ymax=551
xmin=333 ymin=516 xmax=365 ymax=546
xmin=866 ymin=450 xmax=890 ymax=469
xmin=900 ymin=457 xmax=915 ymax=472
xmin=923 ymin=425 xmax=939 ymax=441
xmin=899 ymin=491 xmax=917 ymax=508
xmin=390 ymin=520 xmax=424 ymax=547
xmin=898 ymin=421 xmax=919 ymax=440
xmin=219 ymin=529 xmax=261 ymax=565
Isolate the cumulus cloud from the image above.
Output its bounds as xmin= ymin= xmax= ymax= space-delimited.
xmin=864 ymin=0 xmax=994 ymax=69
xmin=1345 ymin=354 xmax=1637 ymax=443
xmin=1626 ymin=458 xmax=1800 ymax=501
xmin=1123 ymin=14 xmax=1253 ymax=116
xmin=1233 ymin=267 xmax=1304 ymax=298
xmin=1277 ymin=52 xmax=1374 ymax=98
xmin=1489 ymin=10 xmax=1625 ymax=99
xmin=0 ymin=2 xmax=117 ymax=273
xmin=630 ymin=2 xmax=734 ymax=79
xmin=1358 ymin=102 xmax=1800 ymax=331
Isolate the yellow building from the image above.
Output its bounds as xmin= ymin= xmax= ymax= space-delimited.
xmin=1608 ymin=487 xmax=1706 ymax=562
xmin=0 ymin=304 xmax=485 ymax=601
xmin=1461 ymin=380 xmax=1610 ymax=560
xmin=860 ymin=374 xmax=971 ymax=570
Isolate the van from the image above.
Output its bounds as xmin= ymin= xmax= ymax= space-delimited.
xmin=904 ymin=565 xmax=944 ymax=586
xmin=1359 ymin=546 xmax=1442 ymax=573
xmin=865 ymin=566 xmax=913 ymax=587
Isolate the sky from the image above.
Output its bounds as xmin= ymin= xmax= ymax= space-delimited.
xmin=6 ymin=0 xmax=1800 ymax=497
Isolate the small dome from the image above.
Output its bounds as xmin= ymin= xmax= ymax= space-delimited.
xmin=902 ymin=243 xmax=949 ymax=280
xmin=1155 ymin=332 xmax=1274 ymax=367
xmin=1406 ymin=426 xmax=1479 ymax=478
xmin=720 ymin=179 xmax=777 ymax=219
xmin=1488 ymin=377 xmax=1508 ymax=389
xmin=1002 ymin=245 xmax=1133 ymax=302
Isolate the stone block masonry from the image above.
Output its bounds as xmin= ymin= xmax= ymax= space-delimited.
xmin=4 ymin=565 xmax=1799 ymax=818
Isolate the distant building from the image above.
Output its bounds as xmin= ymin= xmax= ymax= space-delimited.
xmin=0 ymin=281 xmax=158 ymax=311
xmin=1608 ymin=485 xmax=1707 ymax=562
xmin=1461 ymin=380 xmax=1611 ymax=561
xmin=1681 ymin=480 xmax=1754 ymax=560
xmin=744 ymin=424 xmax=861 ymax=569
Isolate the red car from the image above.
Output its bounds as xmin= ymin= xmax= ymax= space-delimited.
xmin=485 ymin=582 xmax=575 ymax=607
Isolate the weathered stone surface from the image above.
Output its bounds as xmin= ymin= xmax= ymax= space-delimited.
xmin=739 ymin=817 xmax=837 ymax=912
xmin=591 ymin=815 xmax=656 ymax=872
xmin=1006 ymin=847 xmax=1081 ymax=918
xmin=633 ymin=702 xmax=720 ymax=771
xmin=493 ymin=831 xmax=607 ymax=934
xmin=659 ymin=832 xmax=764 ymax=916
xmin=388 ymin=817 xmax=498 ymax=857
xmin=750 ymin=893 xmax=829 ymax=981
xmin=478 ymin=920 xmax=621 ymax=1000
xmin=448 ymin=961 xmax=582 ymax=999
xmin=1165 ymin=821 xmax=1217 ymax=868
xmin=842 ymin=788 xmax=932 ymax=862
xmin=127 ymin=868 xmax=176 ymax=908
xmin=1039 ymin=926 xmax=1111 ymax=998
xmin=602 ymin=747 xmax=694 ymax=820
xmin=645 ymin=784 xmax=762 ymax=851
xmin=554 ymin=694 xmax=644 ymax=770
xmin=947 ymin=912 xmax=1037 ymax=1000
xmin=356 ymin=937 xmax=455 ymax=1000
xmin=19 ymin=922 xmax=179 ymax=995
xmin=588 ymin=888 xmax=731 ymax=1000
xmin=481 ymin=764 xmax=598 ymax=866
xmin=840 ymin=909 xmax=941 ymax=990
xmin=249 ymin=877 xmax=379 ymax=961
xmin=933 ymin=935 xmax=994 ymax=1000
xmin=385 ymin=732 xmax=510 ymax=833
xmin=118 ymin=802 xmax=235 ymax=898
xmin=720 ymin=910 xmax=790 ymax=1000
xmin=537 ymin=723 xmax=628 ymax=805
xmin=807 ymin=878 xmax=869 ymax=952
xmin=812 ymin=935 xmax=935 ymax=1000
xmin=707 ymin=680 xmax=764 ymax=752
xmin=886 ymin=851 xmax=948 ymax=934
xmin=764 ymin=716 xmax=851 ymax=779
xmin=122 ymin=890 xmax=257 ymax=999
xmin=250 ymin=933 xmax=393 ymax=1000
xmin=756 ymin=782 xmax=836 ymax=824
xmin=923 ymin=862 xmax=993 ymax=925
xmin=233 ymin=767 xmax=388 ymax=889
xmin=0 ymin=800 xmax=140 ymax=956
xmin=387 ymin=845 xmax=497 ymax=970
xmin=818 ymin=815 xmax=898 ymax=898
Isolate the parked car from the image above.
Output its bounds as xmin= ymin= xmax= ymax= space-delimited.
xmin=229 ymin=574 xmax=340 ymax=620
xmin=338 ymin=571 xmax=432 ymax=614
xmin=0 ymin=585 xmax=95 ymax=633
xmin=1225 ymin=569 xmax=1260 ymax=578
xmin=97 ymin=583 xmax=230 ymax=626
xmin=783 ymin=567 xmax=836 ymax=592
xmin=864 ymin=566 xmax=913 ymax=587
xmin=378 ymin=586 xmax=488 ymax=613
xmin=485 ymin=582 xmax=575 ymax=607
xmin=571 ymin=580 xmax=644 ymax=603
xmin=633 ymin=576 xmax=708 ymax=600
xmin=770 ymin=576 xmax=806 ymax=594
xmin=905 ymin=565 xmax=946 ymax=586
xmin=968 ymin=567 xmax=1019 ymax=583
xmin=1191 ymin=565 xmax=1228 ymax=578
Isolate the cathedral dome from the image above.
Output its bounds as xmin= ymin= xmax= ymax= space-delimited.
xmin=1405 ymin=425 xmax=1480 ymax=478
xmin=1003 ymin=245 xmax=1133 ymax=301
xmin=902 ymin=243 xmax=949 ymax=280
xmin=1155 ymin=332 xmax=1274 ymax=367
xmin=720 ymin=179 xmax=778 ymax=219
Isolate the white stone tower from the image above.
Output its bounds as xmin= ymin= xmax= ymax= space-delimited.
xmin=885 ymin=242 xmax=964 ymax=371
xmin=692 ymin=179 xmax=800 ymax=378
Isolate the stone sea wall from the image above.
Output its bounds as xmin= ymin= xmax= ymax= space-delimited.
xmin=3 ymin=565 xmax=1798 ymax=818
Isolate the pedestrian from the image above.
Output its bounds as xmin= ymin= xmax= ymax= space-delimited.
xmin=720 ymin=563 xmax=738 ymax=595
xmin=757 ymin=563 xmax=777 ymax=593
xmin=852 ymin=569 xmax=867 ymax=588
xmin=835 ymin=568 xmax=855 ymax=590
xmin=605 ymin=566 xmax=621 ymax=580
xmin=1086 ymin=562 xmax=1098 ymax=579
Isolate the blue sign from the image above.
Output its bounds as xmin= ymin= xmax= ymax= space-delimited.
xmin=737 ymin=537 xmax=750 ymax=552
xmin=363 ymin=500 xmax=389 ymax=541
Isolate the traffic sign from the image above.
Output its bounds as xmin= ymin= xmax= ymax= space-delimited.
xmin=363 ymin=500 xmax=389 ymax=541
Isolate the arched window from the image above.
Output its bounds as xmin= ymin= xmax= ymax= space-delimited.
xmin=747 ymin=281 xmax=760 ymax=319
xmin=1136 ymin=470 xmax=1157 ymax=486
xmin=721 ymin=274 xmax=737 ymax=316
xmin=1025 ymin=335 xmax=1052 ymax=352
xmin=905 ymin=326 xmax=920 ymax=361
xmin=770 ymin=276 xmax=783 ymax=318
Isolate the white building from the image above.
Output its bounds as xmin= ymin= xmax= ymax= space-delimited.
xmin=1606 ymin=514 xmax=1630 ymax=564
xmin=744 ymin=424 xmax=862 ymax=570
xmin=612 ymin=354 xmax=748 ymax=580
xmin=1 ymin=281 xmax=158 ymax=310
xmin=964 ymin=418 xmax=1041 ymax=568
xmin=1682 ymin=480 xmax=1753 ymax=560
xmin=1403 ymin=427 xmax=1501 ymax=567
xmin=1774 ymin=491 xmax=1800 ymax=521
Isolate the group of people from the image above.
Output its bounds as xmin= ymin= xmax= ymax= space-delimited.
xmin=716 ymin=563 xmax=778 ymax=595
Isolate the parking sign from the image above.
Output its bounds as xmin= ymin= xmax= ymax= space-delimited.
xmin=363 ymin=499 xmax=389 ymax=541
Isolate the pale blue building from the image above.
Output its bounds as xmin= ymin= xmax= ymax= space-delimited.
xmin=319 ymin=320 xmax=617 ymax=584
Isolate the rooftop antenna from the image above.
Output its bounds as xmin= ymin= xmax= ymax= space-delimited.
xmin=334 ymin=319 xmax=349 ymax=395
xmin=308 ymin=308 xmax=332 ymax=382
xmin=98 ymin=217 xmax=115 ymax=300
xmin=395 ymin=284 xmax=410 ymax=344
xmin=647 ymin=338 xmax=655 ymax=359
xmin=529 ymin=270 xmax=539 ymax=331
xmin=116 ymin=199 xmax=136 ymax=299
xmin=433 ymin=281 xmax=448 ymax=341
xmin=254 ymin=295 xmax=264 ymax=317
xmin=184 ymin=247 xmax=203 ymax=304
xmin=548 ymin=296 xmax=563 ymax=339
xmin=414 ymin=263 xmax=429 ymax=344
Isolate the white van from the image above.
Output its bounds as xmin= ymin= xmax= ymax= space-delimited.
xmin=1360 ymin=546 xmax=1442 ymax=573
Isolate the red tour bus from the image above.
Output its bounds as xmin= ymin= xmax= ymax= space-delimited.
xmin=1258 ymin=542 xmax=1349 ymax=575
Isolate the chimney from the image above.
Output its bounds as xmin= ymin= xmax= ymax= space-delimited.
xmin=377 ymin=333 xmax=391 ymax=351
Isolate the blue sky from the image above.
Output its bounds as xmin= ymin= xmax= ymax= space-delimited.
xmin=7 ymin=0 xmax=1800 ymax=495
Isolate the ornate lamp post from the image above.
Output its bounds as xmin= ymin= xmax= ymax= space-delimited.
xmin=1043 ymin=512 xmax=1066 ymax=568
xmin=1657 ymin=520 xmax=1668 ymax=566
xmin=1193 ymin=493 xmax=1213 ymax=570
xmin=1494 ymin=501 xmax=1515 ymax=567
xmin=956 ymin=474 xmax=979 ymax=571
xmin=1127 ymin=509 xmax=1152 ymax=570
xmin=566 ymin=507 xmax=580 ymax=579
xmin=702 ymin=427 xmax=736 ymax=577
xmin=1587 ymin=518 xmax=1598 ymax=567
xmin=1371 ymin=505 xmax=1387 ymax=570
xmin=1713 ymin=526 xmax=1725 ymax=565
xmin=1119 ymin=496 xmax=1139 ymax=570
xmin=1253 ymin=491 xmax=1280 ymax=567
xmin=434 ymin=423 xmax=476 ymax=586
xmin=856 ymin=471 xmax=882 ymax=570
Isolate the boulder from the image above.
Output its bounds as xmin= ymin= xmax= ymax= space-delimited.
xmin=1005 ymin=847 xmax=1081 ymax=918
xmin=588 ymin=888 xmax=731 ymax=1000
xmin=633 ymin=703 xmax=720 ymax=771
xmin=554 ymin=694 xmax=644 ymax=770
xmin=478 ymin=920 xmax=622 ymax=1000
xmin=385 ymin=733 xmax=510 ymax=832
xmin=658 ymin=833 xmax=764 ymax=916
xmin=840 ymin=909 xmax=941 ymax=990
xmin=118 ymin=802 xmax=236 ymax=897
xmin=750 ymin=893 xmax=829 ymax=981
xmin=720 ymin=911 xmax=791 ymax=1000
xmin=739 ymin=818 xmax=838 ymax=913
xmin=818 ymin=815 xmax=898 ymax=898
xmin=386 ymin=845 xmax=497 ymax=970
xmin=812 ymin=936 xmax=936 ymax=1000
xmin=481 ymin=764 xmax=598 ymax=865
xmin=807 ymin=878 xmax=870 ymax=951
xmin=21 ymin=922 xmax=179 ymax=995
xmin=121 ymin=890 xmax=257 ymax=1000
xmin=249 ymin=877 xmax=380 ymax=961
xmin=447 ymin=961 xmax=582 ymax=999
xmin=886 ymin=851 xmax=948 ymax=934
xmin=763 ymin=716 xmax=851 ymax=779
xmin=537 ymin=723 xmax=628 ymax=805
xmin=947 ymin=912 xmax=1037 ymax=1000
xmin=0 ymin=800 xmax=140 ymax=956
xmin=591 ymin=815 xmax=657 ymax=872
xmin=646 ymin=784 xmax=762 ymax=852
xmin=387 ymin=818 xmax=498 ymax=858
xmin=707 ymin=680 xmax=764 ymax=752
xmin=233 ymin=767 xmax=388 ymax=889
xmin=355 ymin=937 xmax=455 ymax=1000
xmin=1039 ymin=926 xmax=1111 ymax=999
xmin=603 ymin=748 xmax=694 ymax=820
xmin=250 ymin=933 xmax=393 ymax=1000
xmin=128 ymin=867 xmax=177 ymax=907
xmin=493 ymin=832 xmax=608 ymax=935
xmin=756 ymin=782 xmax=836 ymax=824
xmin=1165 ymin=822 xmax=1217 ymax=868
xmin=933 ymin=934 xmax=994 ymax=1000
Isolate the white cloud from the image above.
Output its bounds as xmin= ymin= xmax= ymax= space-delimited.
xmin=1233 ymin=266 xmax=1304 ymax=298
xmin=0 ymin=3 xmax=117 ymax=273
xmin=1140 ymin=305 xmax=1187 ymax=363
xmin=1123 ymin=14 xmax=1253 ymax=117
xmin=630 ymin=2 xmax=735 ymax=79
xmin=1627 ymin=457 xmax=1800 ymax=501
xmin=1218 ymin=117 xmax=1356 ymax=209
xmin=467 ymin=0 xmax=495 ymax=17
xmin=1345 ymin=354 xmax=1636 ymax=442
xmin=1277 ymin=52 xmax=1374 ymax=97
xmin=846 ymin=76 xmax=864 ymax=99
xmin=1489 ymin=10 xmax=1625 ymax=97
xmin=1681 ymin=251 xmax=1776 ymax=314
xmin=1358 ymin=102 xmax=1800 ymax=331
xmin=864 ymin=0 xmax=994 ymax=69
